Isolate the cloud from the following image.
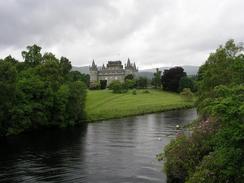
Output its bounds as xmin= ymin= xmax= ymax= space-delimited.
xmin=0 ymin=0 xmax=243 ymax=69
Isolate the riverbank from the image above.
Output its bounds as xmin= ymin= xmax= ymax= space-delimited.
xmin=85 ymin=89 xmax=194 ymax=122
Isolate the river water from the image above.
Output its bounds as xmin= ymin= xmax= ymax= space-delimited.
xmin=0 ymin=109 xmax=197 ymax=183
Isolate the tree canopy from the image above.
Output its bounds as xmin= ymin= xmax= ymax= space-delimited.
xmin=161 ymin=67 xmax=186 ymax=92
xmin=0 ymin=45 xmax=87 ymax=136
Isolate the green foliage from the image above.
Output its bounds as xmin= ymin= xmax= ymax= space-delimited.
xmin=109 ymin=80 xmax=128 ymax=93
xmin=197 ymin=39 xmax=244 ymax=101
xmin=161 ymin=67 xmax=186 ymax=92
xmin=89 ymin=81 xmax=100 ymax=90
xmin=125 ymin=79 xmax=136 ymax=89
xmin=151 ymin=68 xmax=162 ymax=88
xmin=100 ymin=80 xmax=107 ymax=89
xmin=124 ymin=74 xmax=134 ymax=80
xmin=187 ymin=148 xmax=243 ymax=183
xmin=136 ymin=77 xmax=148 ymax=88
xmin=0 ymin=44 xmax=87 ymax=136
xmin=68 ymin=71 xmax=90 ymax=87
xmin=142 ymin=90 xmax=150 ymax=94
xmin=132 ymin=89 xmax=137 ymax=95
xmin=179 ymin=76 xmax=197 ymax=92
xmin=161 ymin=40 xmax=244 ymax=183
xmin=180 ymin=88 xmax=194 ymax=102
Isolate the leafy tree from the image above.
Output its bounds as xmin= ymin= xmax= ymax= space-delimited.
xmin=124 ymin=74 xmax=134 ymax=81
xmin=60 ymin=56 xmax=72 ymax=75
xmin=161 ymin=40 xmax=244 ymax=183
xmin=109 ymin=80 xmax=128 ymax=93
xmin=100 ymin=80 xmax=107 ymax=89
xmin=0 ymin=61 xmax=17 ymax=135
xmin=89 ymin=81 xmax=100 ymax=90
xmin=151 ymin=68 xmax=162 ymax=88
xmin=68 ymin=71 xmax=90 ymax=87
xmin=161 ymin=67 xmax=186 ymax=92
xmin=136 ymin=77 xmax=148 ymax=88
xmin=0 ymin=44 xmax=87 ymax=136
xmin=21 ymin=44 xmax=43 ymax=67
xmin=180 ymin=88 xmax=194 ymax=102
xmin=125 ymin=79 xmax=136 ymax=89
xmin=197 ymin=39 xmax=244 ymax=98
xmin=179 ymin=76 xmax=196 ymax=92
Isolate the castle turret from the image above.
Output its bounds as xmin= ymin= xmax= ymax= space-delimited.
xmin=89 ymin=60 xmax=98 ymax=82
xmin=125 ymin=58 xmax=137 ymax=76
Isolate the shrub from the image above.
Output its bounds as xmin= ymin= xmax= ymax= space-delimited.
xmin=180 ymin=88 xmax=194 ymax=102
xmin=142 ymin=90 xmax=150 ymax=94
xmin=132 ymin=89 xmax=137 ymax=95
xmin=89 ymin=81 xmax=100 ymax=90
xmin=100 ymin=80 xmax=107 ymax=89
xmin=109 ymin=80 xmax=128 ymax=93
xmin=125 ymin=79 xmax=136 ymax=89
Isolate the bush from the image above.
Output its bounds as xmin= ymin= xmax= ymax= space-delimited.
xmin=180 ymin=88 xmax=194 ymax=102
xmin=89 ymin=81 xmax=100 ymax=90
xmin=179 ymin=76 xmax=196 ymax=92
xmin=142 ymin=90 xmax=150 ymax=94
xmin=161 ymin=119 xmax=218 ymax=183
xmin=125 ymin=79 xmax=136 ymax=89
xmin=100 ymin=80 xmax=107 ymax=89
xmin=136 ymin=77 xmax=148 ymax=88
xmin=109 ymin=80 xmax=128 ymax=93
xmin=132 ymin=89 xmax=137 ymax=95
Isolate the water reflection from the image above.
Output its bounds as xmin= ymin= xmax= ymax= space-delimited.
xmin=0 ymin=109 xmax=197 ymax=183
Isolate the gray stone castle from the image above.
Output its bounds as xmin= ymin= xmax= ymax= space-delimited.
xmin=89 ymin=59 xmax=138 ymax=85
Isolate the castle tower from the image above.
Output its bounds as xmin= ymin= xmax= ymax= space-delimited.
xmin=89 ymin=60 xmax=98 ymax=82
xmin=125 ymin=58 xmax=135 ymax=76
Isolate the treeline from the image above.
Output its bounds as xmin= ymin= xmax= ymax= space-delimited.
xmin=158 ymin=39 xmax=244 ymax=182
xmin=90 ymin=67 xmax=196 ymax=95
xmin=0 ymin=45 xmax=88 ymax=136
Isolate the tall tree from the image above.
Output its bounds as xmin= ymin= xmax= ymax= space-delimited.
xmin=161 ymin=67 xmax=186 ymax=92
xmin=151 ymin=68 xmax=162 ymax=89
xmin=21 ymin=44 xmax=43 ymax=67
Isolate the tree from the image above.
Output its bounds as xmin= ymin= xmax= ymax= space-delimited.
xmin=68 ymin=71 xmax=90 ymax=87
xmin=100 ymin=80 xmax=107 ymax=89
xmin=125 ymin=79 xmax=136 ymax=89
xmin=124 ymin=74 xmax=134 ymax=81
xmin=197 ymin=39 xmax=244 ymax=98
xmin=60 ymin=57 xmax=72 ymax=75
xmin=109 ymin=80 xmax=128 ymax=93
xmin=179 ymin=76 xmax=196 ymax=92
xmin=161 ymin=67 xmax=186 ymax=92
xmin=0 ymin=61 xmax=17 ymax=135
xmin=151 ymin=68 xmax=161 ymax=88
xmin=136 ymin=77 xmax=148 ymax=89
xmin=22 ymin=44 xmax=43 ymax=67
xmin=0 ymin=44 xmax=88 ymax=136
xmin=180 ymin=88 xmax=194 ymax=102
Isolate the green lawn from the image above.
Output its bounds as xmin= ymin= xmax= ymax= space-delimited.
xmin=85 ymin=89 xmax=194 ymax=121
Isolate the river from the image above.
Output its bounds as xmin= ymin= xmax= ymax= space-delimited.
xmin=0 ymin=108 xmax=197 ymax=183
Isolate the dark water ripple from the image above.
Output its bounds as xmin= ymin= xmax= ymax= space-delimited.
xmin=0 ymin=109 xmax=197 ymax=183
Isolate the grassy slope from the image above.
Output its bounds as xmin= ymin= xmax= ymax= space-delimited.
xmin=85 ymin=89 xmax=194 ymax=122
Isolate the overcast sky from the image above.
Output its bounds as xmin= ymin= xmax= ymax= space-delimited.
xmin=0 ymin=0 xmax=243 ymax=69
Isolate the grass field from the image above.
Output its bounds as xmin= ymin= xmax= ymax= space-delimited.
xmin=85 ymin=89 xmax=194 ymax=122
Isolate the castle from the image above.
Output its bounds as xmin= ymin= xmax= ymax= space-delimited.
xmin=89 ymin=59 xmax=138 ymax=85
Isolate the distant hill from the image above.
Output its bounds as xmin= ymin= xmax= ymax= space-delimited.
xmin=72 ymin=65 xmax=199 ymax=79
xmin=72 ymin=66 xmax=90 ymax=74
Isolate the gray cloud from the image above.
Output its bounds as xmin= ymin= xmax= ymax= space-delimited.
xmin=0 ymin=0 xmax=243 ymax=69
